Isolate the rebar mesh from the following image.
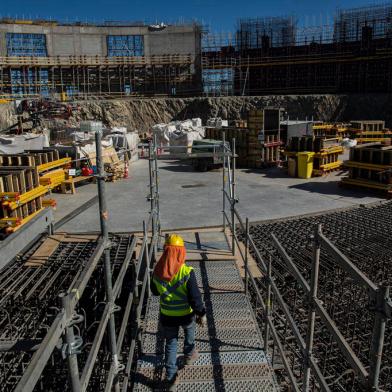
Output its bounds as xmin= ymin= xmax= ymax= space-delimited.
xmin=239 ymin=202 xmax=392 ymax=391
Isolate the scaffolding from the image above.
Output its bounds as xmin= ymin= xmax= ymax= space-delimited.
xmin=334 ymin=3 xmax=392 ymax=42
xmin=202 ymin=3 xmax=392 ymax=96
xmin=237 ymin=16 xmax=297 ymax=49
xmin=0 ymin=54 xmax=200 ymax=98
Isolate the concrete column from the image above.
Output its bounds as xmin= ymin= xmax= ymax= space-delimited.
xmin=0 ymin=32 xmax=7 ymax=56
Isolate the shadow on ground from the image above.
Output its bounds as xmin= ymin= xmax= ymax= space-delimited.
xmin=289 ymin=181 xmax=381 ymax=199
xmin=159 ymin=160 xmax=223 ymax=173
xmin=158 ymin=160 xmax=195 ymax=173
xmin=241 ymin=167 xmax=291 ymax=178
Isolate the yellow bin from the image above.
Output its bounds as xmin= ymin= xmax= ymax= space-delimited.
xmin=297 ymin=152 xmax=315 ymax=179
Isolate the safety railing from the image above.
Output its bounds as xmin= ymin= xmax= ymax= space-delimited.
xmin=140 ymin=141 xmax=230 ymax=161
xmin=14 ymin=130 xmax=160 ymax=392
xmin=0 ymin=54 xmax=194 ymax=67
xmin=221 ymin=133 xmax=392 ymax=391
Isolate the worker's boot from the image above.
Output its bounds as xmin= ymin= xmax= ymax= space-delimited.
xmin=165 ymin=373 xmax=178 ymax=392
xmin=184 ymin=349 xmax=199 ymax=366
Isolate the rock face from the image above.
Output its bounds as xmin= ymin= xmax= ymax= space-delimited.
xmin=70 ymin=95 xmax=392 ymax=132
xmin=0 ymin=103 xmax=16 ymax=131
xmin=1 ymin=95 xmax=392 ymax=133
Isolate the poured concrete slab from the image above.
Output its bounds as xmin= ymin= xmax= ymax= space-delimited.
xmin=54 ymin=159 xmax=383 ymax=233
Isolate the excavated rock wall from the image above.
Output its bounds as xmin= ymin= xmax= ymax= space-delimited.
xmin=1 ymin=95 xmax=392 ymax=133
xmin=0 ymin=103 xmax=16 ymax=131
xmin=71 ymin=95 xmax=392 ymax=132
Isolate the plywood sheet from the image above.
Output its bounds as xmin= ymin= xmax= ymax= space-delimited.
xmin=24 ymin=234 xmax=65 ymax=267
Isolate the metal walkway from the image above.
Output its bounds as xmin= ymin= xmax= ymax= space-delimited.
xmin=133 ymin=230 xmax=279 ymax=391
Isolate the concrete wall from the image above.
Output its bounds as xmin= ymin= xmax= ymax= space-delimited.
xmin=0 ymin=23 xmax=201 ymax=57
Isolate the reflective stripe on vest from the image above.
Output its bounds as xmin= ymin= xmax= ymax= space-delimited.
xmin=153 ymin=264 xmax=193 ymax=317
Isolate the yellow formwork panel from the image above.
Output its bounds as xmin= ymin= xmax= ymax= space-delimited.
xmin=319 ymin=160 xmax=343 ymax=170
xmin=39 ymin=169 xmax=67 ymax=190
xmin=341 ymin=177 xmax=392 ymax=192
xmin=314 ymin=146 xmax=344 ymax=157
xmin=344 ymin=161 xmax=392 ymax=171
xmin=0 ymin=208 xmax=45 ymax=229
xmin=1 ymin=185 xmax=48 ymax=210
xmin=37 ymin=158 xmax=71 ymax=173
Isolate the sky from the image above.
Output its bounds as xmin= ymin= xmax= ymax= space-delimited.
xmin=0 ymin=0 xmax=386 ymax=31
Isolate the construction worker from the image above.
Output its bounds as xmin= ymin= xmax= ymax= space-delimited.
xmin=151 ymin=234 xmax=206 ymax=391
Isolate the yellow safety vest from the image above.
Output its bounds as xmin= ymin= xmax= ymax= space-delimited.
xmin=153 ymin=264 xmax=194 ymax=317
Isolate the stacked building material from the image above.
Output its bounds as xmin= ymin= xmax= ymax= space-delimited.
xmin=85 ymin=146 xmax=125 ymax=182
xmin=341 ymin=142 xmax=392 ymax=196
xmin=0 ymin=149 xmax=74 ymax=238
xmin=0 ymin=165 xmax=46 ymax=237
xmin=313 ymin=120 xmax=391 ymax=144
xmin=205 ymin=108 xmax=283 ymax=168
xmin=348 ymin=120 xmax=391 ymax=144
xmin=312 ymin=123 xmax=351 ymax=140
xmin=353 ymin=131 xmax=392 ymax=144
xmin=247 ymin=108 xmax=283 ymax=168
xmin=350 ymin=120 xmax=385 ymax=132
xmin=205 ymin=126 xmax=249 ymax=167
xmin=24 ymin=149 xmax=71 ymax=190
xmin=1 ymin=150 xmax=72 ymax=189
xmin=284 ymin=136 xmax=344 ymax=177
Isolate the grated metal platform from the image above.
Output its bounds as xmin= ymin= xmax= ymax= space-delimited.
xmin=133 ymin=236 xmax=279 ymax=391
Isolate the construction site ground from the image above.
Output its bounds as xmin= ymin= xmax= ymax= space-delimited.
xmin=53 ymin=155 xmax=382 ymax=233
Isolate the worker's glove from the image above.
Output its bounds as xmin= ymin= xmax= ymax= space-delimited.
xmin=196 ymin=315 xmax=207 ymax=328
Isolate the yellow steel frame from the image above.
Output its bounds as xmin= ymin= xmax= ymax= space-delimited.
xmin=37 ymin=158 xmax=72 ymax=173
xmin=341 ymin=177 xmax=392 ymax=191
xmin=1 ymin=185 xmax=48 ymax=210
xmin=344 ymin=161 xmax=392 ymax=171
xmin=314 ymin=146 xmax=344 ymax=157
xmin=313 ymin=161 xmax=343 ymax=176
xmin=42 ymin=199 xmax=57 ymax=208
xmin=357 ymin=138 xmax=391 ymax=143
xmin=0 ymin=208 xmax=45 ymax=230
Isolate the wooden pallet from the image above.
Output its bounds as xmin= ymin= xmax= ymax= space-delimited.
xmin=105 ymin=161 xmax=126 ymax=182
xmin=60 ymin=176 xmax=95 ymax=194
xmin=0 ymin=149 xmax=61 ymax=167
xmin=0 ymin=166 xmax=39 ymax=194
